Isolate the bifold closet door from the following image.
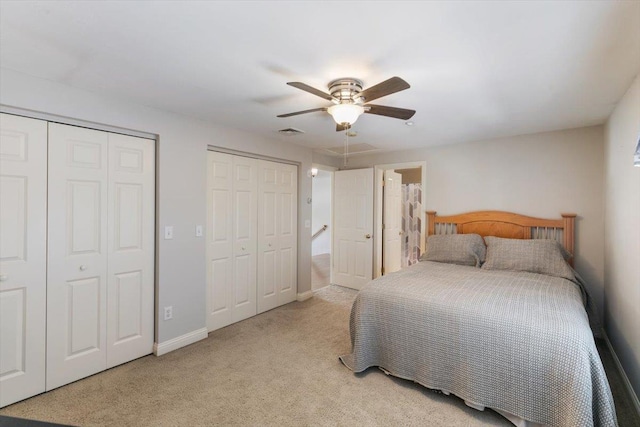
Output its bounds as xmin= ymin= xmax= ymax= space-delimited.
xmin=106 ymin=133 xmax=155 ymax=368
xmin=206 ymin=151 xmax=258 ymax=331
xmin=47 ymin=123 xmax=109 ymax=390
xmin=206 ymin=152 xmax=234 ymax=331
xmin=230 ymin=156 xmax=258 ymax=322
xmin=0 ymin=114 xmax=48 ymax=407
xmin=257 ymin=161 xmax=297 ymax=314
xmin=47 ymin=123 xmax=155 ymax=390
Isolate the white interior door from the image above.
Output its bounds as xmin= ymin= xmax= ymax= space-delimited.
xmin=231 ymin=156 xmax=258 ymax=322
xmin=106 ymin=133 xmax=155 ymax=368
xmin=383 ymin=170 xmax=402 ymax=275
xmin=206 ymin=151 xmax=234 ymax=331
xmin=257 ymin=161 xmax=297 ymax=314
xmin=275 ymin=163 xmax=297 ymax=306
xmin=0 ymin=114 xmax=47 ymax=407
xmin=332 ymin=168 xmax=374 ymax=290
xmin=47 ymin=123 xmax=108 ymax=391
xmin=257 ymin=161 xmax=278 ymax=313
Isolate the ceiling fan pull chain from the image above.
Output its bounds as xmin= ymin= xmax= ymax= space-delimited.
xmin=344 ymin=128 xmax=349 ymax=167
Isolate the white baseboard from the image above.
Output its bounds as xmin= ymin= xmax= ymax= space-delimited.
xmin=153 ymin=327 xmax=208 ymax=356
xmin=297 ymin=290 xmax=313 ymax=302
xmin=602 ymin=331 xmax=640 ymax=416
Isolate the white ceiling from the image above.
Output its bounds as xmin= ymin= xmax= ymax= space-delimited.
xmin=1 ymin=1 xmax=639 ymax=155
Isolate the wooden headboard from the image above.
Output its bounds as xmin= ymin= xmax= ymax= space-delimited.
xmin=426 ymin=211 xmax=576 ymax=266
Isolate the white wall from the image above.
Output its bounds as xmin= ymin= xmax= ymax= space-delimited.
xmin=0 ymin=69 xmax=314 ymax=346
xmin=604 ymin=73 xmax=640 ymax=397
xmin=312 ymin=170 xmax=331 ymax=256
xmin=344 ymin=126 xmax=606 ymax=314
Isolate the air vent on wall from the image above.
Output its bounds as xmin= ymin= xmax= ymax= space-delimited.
xmin=278 ymin=127 xmax=305 ymax=136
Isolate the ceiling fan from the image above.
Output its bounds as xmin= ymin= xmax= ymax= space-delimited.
xmin=277 ymin=77 xmax=416 ymax=131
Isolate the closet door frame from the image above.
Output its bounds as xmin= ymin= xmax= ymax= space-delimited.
xmin=206 ymin=147 xmax=300 ymax=331
xmin=0 ymin=107 xmax=158 ymax=398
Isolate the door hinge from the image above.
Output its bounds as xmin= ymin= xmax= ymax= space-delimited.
xmin=382 ymin=223 xmax=385 ymax=230
xmin=381 ymin=267 xmax=385 ymax=275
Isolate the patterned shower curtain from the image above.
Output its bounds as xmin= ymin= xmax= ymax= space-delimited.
xmin=401 ymin=183 xmax=422 ymax=267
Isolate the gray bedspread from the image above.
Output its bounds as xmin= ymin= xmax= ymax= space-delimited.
xmin=339 ymin=261 xmax=617 ymax=427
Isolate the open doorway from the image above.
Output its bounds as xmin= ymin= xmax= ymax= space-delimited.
xmin=375 ymin=162 xmax=426 ymax=277
xmin=311 ymin=167 xmax=333 ymax=291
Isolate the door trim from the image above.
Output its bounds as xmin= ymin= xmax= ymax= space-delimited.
xmin=0 ymin=105 xmax=158 ymax=140
xmin=207 ymin=145 xmax=300 ymax=167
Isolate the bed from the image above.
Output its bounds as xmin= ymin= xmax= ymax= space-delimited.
xmin=339 ymin=211 xmax=617 ymax=427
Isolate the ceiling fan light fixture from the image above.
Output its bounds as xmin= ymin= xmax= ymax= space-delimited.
xmin=328 ymin=104 xmax=365 ymax=125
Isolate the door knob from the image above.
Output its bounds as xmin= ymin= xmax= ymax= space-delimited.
xmin=0 ymin=275 xmax=7 ymax=281
xmin=365 ymin=234 xmax=371 ymax=239
xmin=79 ymin=265 xmax=87 ymax=271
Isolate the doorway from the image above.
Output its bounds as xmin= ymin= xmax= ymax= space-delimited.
xmin=375 ymin=162 xmax=426 ymax=277
xmin=311 ymin=166 xmax=333 ymax=290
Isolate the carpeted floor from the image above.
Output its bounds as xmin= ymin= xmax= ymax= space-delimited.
xmin=1 ymin=285 xmax=638 ymax=427
xmin=311 ymin=253 xmax=331 ymax=291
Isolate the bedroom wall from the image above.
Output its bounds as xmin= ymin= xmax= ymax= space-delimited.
xmin=344 ymin=126 xmax=606 ymax=314
xmin=0 ymin=68 xmax=315 ymax=346
xmin=604 ymin=73 xmax=640 ymax=398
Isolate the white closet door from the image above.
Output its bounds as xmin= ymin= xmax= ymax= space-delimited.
xmin=231 ymin=156 xmax=257 ymax=322
xmin=47 ymin=123 xmax=108 ymax=390
xmin=276 ymin=163 xmax=297 ymax=306
xmin=257 ymin=161 xmax=298 ymax=313
xmin=106 ymin=133 xmax=155 ymax=368
xmin=0 ymin=114 xmax=47 ymax=407
xmin=206 ymin=151 xmax=234 ymax=331
xmin=257 ymin=161 xmax=279 ymax=313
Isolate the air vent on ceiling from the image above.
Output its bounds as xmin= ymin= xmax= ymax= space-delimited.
xmin=278 ymin=127 xmax=305 ymax=136
xmin=322 ymin=143 xmax=379 ymax=156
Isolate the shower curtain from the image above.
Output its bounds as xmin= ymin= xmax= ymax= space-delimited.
xmin=401 ymin=183 xmax=422 ymax=267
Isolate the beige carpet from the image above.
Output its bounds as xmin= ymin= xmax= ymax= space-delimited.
xmin=1 ymin=286 xmax=637 ymax=427
xmin=311 ymin=253 xmax=331 ymax=291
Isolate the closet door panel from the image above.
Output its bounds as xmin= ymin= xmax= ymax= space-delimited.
xmin=257 ymin=161 xmax=279 ymax=314
xmin=106 ymin=134 xmax=155 ymax=368
xmin=47 ymin=123 xmax=108 ymax=391
xmin=231 ymin=156 xmax=257 ymax=322
xmin=277 ymin=163 xmax=297 ymax=305
xmin=0 ymin=114 xmax=47 ymax=407
xmin=206 ymin=152 xmax=234 ymax=331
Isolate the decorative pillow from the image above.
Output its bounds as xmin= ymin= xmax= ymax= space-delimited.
xmin=482 ymin=236 xmax=575 ymax=281
xmin=420 ymin=234 xmax=486 ymax=267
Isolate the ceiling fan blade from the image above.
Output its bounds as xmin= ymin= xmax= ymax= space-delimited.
xmin=357 ymin=77 xmax=410 ymax=103
xmin=365 ymin=104 xmax=416 ymax=120
xmin=277 ymin=107 xmax=327 ymax=118
xmin=336 ymin=123 xmax=351 ymax=132
xmin=287 ymin=82 xmax=335 ymax=101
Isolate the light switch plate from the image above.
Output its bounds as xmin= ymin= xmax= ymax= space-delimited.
xmin=195 ymin=225 xmax=203 ymax=237
xmin=164 ymin=226 xmax=174 ymax=240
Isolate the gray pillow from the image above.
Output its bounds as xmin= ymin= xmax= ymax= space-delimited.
xmin=421 ymin=234 xmax=486 ymax=267
xmin=482 ymin=236 xmax=575 ymax=281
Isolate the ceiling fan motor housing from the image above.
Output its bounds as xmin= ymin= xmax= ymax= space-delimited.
xmin=328 ymin=78 xmax=364 ymax=103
